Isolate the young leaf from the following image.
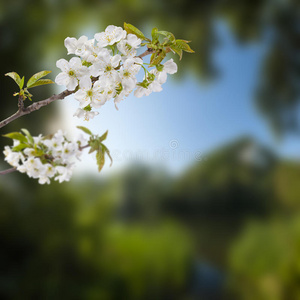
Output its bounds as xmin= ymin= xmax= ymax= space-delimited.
xmin=88 ymin=139 xmax=99 ymax=154
xmin=5 ymin=72 xmax=22 ymax=88
xmin=102 ymin=144 xmax=113 ymax=167
xmin=27 ymin=79 xmax=54 ymax=89
xmin=175 ymin=40 xmax=195 ymax=53
xmin=150 ymin=51 xmax=166 ymax=65
xmin=96 ymin=147 xmax=105 ymax=172
xmin=124 ymin=22 xmax=149 ymax=41
xmin=77 ymin=126 xmax=92 ymax=135
xmin=98 ymin=130 xmax=108 ymax=142
xmin=21 ymin=128 xmax=34 ymax=144
xmin=151 ymin=27 xmax=159 ymax=43
xmin=12 ymin=143 xmax=29 ymax=152
xmin=27 ymin=70 xmax=52 ymax=88
xmin=170 ymin=45 xmax=183 ymax=60
xmin=20 ymin=76 xmax=25 ymax=89
xmin=157 ymin=31 xmax=175 ymax=43
xmin=3 ymin=132 xmax=27 ymax=143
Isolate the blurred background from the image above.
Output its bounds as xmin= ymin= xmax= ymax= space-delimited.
xmin=1 ymin=0 xmax=300 ymax=299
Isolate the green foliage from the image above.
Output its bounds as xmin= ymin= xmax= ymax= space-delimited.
xmin=100 ymin=223 xmax=192 ymax=298
xmin=123 ymin=23 xmax=194 ymax=64
xmin=77 ymin=126 xmax=113 ymax=172
xmin=21 ymin=128 xmax=34 ymax=144
xmin=77 ymin=126 xmax=92 ymax=135
xmin=3 ymin=132 xmax=28 ymax=144
xmin=229 ymin=217 xmax=300 ymax=299
xmin=5 ymin=72 xmax=23 ymax=89
xmin=26 ymin=70 xmax=53 ymax=89
xmin=124 ymin=22 xmax=149 ymax=41
xmin=27 ymin=78 xmax=53 ymax=89
xmin=150 ymin=50 xmax=166 ymax=65
xmin=0 ymin=177 xmax=193 ymax=299
xmin=5 ymin=70 xmax=53 ymax=101
xmin=158 ymin=30 xmax=175 ymax=43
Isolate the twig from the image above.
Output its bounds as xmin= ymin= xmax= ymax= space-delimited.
xmin=79 ymin=144 xmax=90 ymax=151
xmin=0 ymin=90 xmax=73 ymax=129
xmin=0 ymin=167 xmax=16 ymax=175
xmin=138 ymin=48 xmax=154 ymax=59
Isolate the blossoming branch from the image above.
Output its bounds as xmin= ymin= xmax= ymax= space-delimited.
xmin=1 ymin=23 xmax=194 ymax=183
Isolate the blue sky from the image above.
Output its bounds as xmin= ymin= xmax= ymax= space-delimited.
xmin=55 ymin=22 xmax=300 ymax=176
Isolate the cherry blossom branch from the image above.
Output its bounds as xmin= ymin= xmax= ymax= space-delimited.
xmin=0 ymin=49 xmax=153 ymax=130
xmin=0 ymin=144 xmax=91 ymax=176
xmin=0 ymin=142 xmax=92 ymax=175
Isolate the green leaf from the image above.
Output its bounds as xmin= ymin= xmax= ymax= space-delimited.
xmin=96 ymin=147 xmax=105 ymax=172
xmin=77 ymin=126 xmax=92 ymax=135
xmin=151 ymin=27 xmax=159 ymax=43
xmin=175 ymin=40 xmax=195 ymax=53
xmin=20 ymin=76 xmax=25 ymax=89
xmin=98 ymin=130 xmax=108 ymax=142
xmin=102 ymin=144 xmax=113 ymax=167
xmin=124 ymin=22 xmax=149 ymax=41
xmin=150 ymin=51 xmax=166 ymax=65
xmin=157 ymin=31 xmax=175 ymax=43
xmin=5 ymin=72 xmax=22 ymax=88
xmin=88 ymin=139 xmax=99 ymax=154
xmin=12 ymin=143 xmax=29 ymax=152
xmin=27 ymin=79 xmax=54 ymax=89
xmin=170 ymin=46 xmax=183 ymax=60
xmin=21 ymin=128 xmax=34 ymax=144
xmin=3 ymin=132 xmax=27 ymax=143
xmin=27 ymin=70 xmax=51 ymax=88
xmin=33 ymin=146 xmax=44 ymax=156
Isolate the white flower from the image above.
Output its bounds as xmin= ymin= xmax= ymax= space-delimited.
xmin=91 ymin=78 xmax=114 ymax=108
xmin=55 ymin=166 xmax=73 ymax=183
xmin=55 ymin=57 xmax=88 ymax=91
xmin=94 ymin=25 xmax=126 ymax=47
xmin=73 ymin=108 xmax=99 ymax=121
xmin=134 ymin=85 xmax=153 ymax=98
xmin=24 ymin=157 xmax=46 ymax=179
xmin=3 ymin=146 xmax=24 ymax=167
xmin=76 ymin=133 xmax=87 ymax=145
xmin=44 ymin=163 xmax=56 ymax=178
xmin=23 ymin=148 xmax=36 ymax=157
xmin=64 ymin=35 xmax=92 ymax=57
xmin=38 ymin=176 xmax=50 ymax=185
xmin=163 ymin=59 xmax=178 ymax=74
xmin=90 ymin=53 xmax=121 ymax=78
xmin=54 ymin=26 xmax=179 ymax=121
xmin=3 ymin=129 xmax=91 ymax=184
xmin=84 ymin=45 xmax=110 ymax=64
xmin=117 ymin=34 xmax=141 ymax=56
xmin=74 ymin=76 xmax=105 ymax=109
xmin=119 ymin=57 xmax=141 ymax=91
xmin=43 ymin=138 xmax=63 ymax=156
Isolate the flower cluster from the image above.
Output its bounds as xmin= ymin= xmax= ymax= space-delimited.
xmin=3 ymin=130 xmax=86 ymax=184
xmin=55 ymin=25 xmax=178 ymax=120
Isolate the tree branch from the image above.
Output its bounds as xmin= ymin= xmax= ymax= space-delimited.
xmin=0 ymin=48 xmax=154 ymax=130
xmin=0 ymin=90 xmax=73 ymax=129
xmin=0 ymin=167 xmax=16 ymax=175
xmin=138 ymin=48 xmax=154 ymax=59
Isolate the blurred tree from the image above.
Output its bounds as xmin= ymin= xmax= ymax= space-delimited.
xmin=0 ymin=177 xmax=193 ymax=299
xmin=228 ymin=216 xmax=300 ymax=300
xmin=164 ymin=137 xmax=277 ymax=267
